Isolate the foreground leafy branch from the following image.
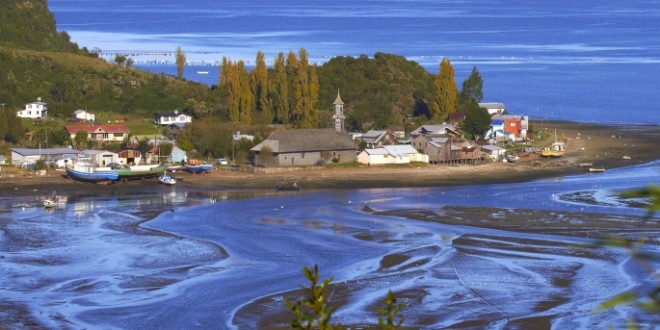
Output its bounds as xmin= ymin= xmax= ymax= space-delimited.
xmin=376 ymin=290 xmax=405 ymax=329
xmin=285 ymin=265 xmax=406 ymax=329
xmin=285 ymin=264 xmax=342 ymax=330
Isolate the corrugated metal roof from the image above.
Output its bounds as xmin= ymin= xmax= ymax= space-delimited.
xmin=383 ymin=145 xmax=418 ymax=157
xmin=11 ymin=148 xmax=79 ymax=156
xmin=252 ymin=129 xmax=357 ymax=153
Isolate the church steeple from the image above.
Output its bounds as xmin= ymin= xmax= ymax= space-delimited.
xmin=332 ymin=90 xmax=345 ymax=132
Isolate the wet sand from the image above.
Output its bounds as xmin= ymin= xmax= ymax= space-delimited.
xmin=1 ymin=121 xmax=659 ymax=329
xmin=1 ymin=121 xmax=659 ymax=194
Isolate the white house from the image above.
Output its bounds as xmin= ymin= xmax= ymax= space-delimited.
xmin=154 ymin=111 xmax=192 ymax=126
xmin=478 ymin=102 xmax=506 ymax=116
xmin=357 ymin=148 xmax=395 ymax=165
xmin=17 ymin=98 xmax=47 ymax=119
xmin=357 ymin=145 xmax=428 ymax=165
xmin=481 ymin=144 xmax=506 ymax=161
xmin=79 ymin=150 xmax=120 ymax=167
xmin=73 ymin=109 xmax=96 ymax=122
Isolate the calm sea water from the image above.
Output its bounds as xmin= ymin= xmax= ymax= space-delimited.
xmin=48 ymin=0 xmax=660 ymax=124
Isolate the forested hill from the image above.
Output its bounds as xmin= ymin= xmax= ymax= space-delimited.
xmin=0 ymin=0 xmax=210 ymax=121
xmin=0 ymin=0 xmax=445 ymax=135
xmin=318 ymin=53 xmax=435 ymax=130
xmin=0 ymin=0 xmax=84 ymax=53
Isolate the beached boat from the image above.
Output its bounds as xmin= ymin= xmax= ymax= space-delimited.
xmin=115 ymin=165 xmax=167 ymax=181
xmin=66 ymin=162 xmax=119 ymax=184
xmin=159 ymin=173 xmax=176 ymax=185
xmin=184 ymin=163 xmax=213 ymax=174
xmin=541 ymin=129 xmax=565 ymax=157
xmin=166 ymin=165 xmax=182 ymax=172
xmin=589 ymin=167 xmax=606 ymax=173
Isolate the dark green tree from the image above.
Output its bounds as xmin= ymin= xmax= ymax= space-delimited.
xmin=460 ymin=66 xmax=483 ymax=105
xmin=461 ymin=100 xmax=491 ymax=139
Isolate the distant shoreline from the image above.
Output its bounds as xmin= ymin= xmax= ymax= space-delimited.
xmin=1 ymin=121 xmax=659 ymax=196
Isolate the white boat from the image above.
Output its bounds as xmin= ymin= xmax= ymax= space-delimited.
xmin=159 ymin=173 xmax=177 ymax=185
xmin=589 ymin=167 xmax=606 ymax=173
xmin=43 ymin=191 xmax=58 ymax=208
xmin=196 ymin=70 xmax=210 ymax=75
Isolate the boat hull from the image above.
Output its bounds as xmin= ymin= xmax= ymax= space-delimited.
xmin=66 ymin=167 xmax=119 ymax=183
xmin=184 ymin=164 xmax=213 ymax=174
xmin=116 ymin=165 xmax=167 ymax=180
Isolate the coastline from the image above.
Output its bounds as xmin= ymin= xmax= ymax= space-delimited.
xmin=1 ymin=121 xmax=659 ymax=195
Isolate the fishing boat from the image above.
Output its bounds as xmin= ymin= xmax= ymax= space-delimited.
xmin=184 ymin=163 xmax=213 ymax=174
xmin=65 ymin=156 xmax=119 ymax=184
xmin=159 ymin=173 xmax=177 ymax=185
xmin=115 ymin=164 xmax=167 ymax=181
xmin=541 ymin=129 xmax=565 ymax=157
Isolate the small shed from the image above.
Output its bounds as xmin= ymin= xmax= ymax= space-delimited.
xmin=73 ymin=109 xmax=95 ymax=122
xmin=357 ymin=148 xmax=395 ymax=165
xmin=481 ymin=144 xmax=506 ymax=161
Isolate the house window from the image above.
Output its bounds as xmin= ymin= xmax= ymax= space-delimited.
xmin=302 ymin=152 xmax=305 ymax=158
xmin=114 ymin=133 xmax=123 ymax=138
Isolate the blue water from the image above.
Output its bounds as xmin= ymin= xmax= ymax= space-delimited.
xmin=48 ymin=0 xmax=660 ymax=124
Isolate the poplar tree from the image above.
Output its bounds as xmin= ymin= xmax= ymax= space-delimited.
xmin=237 ymin=61 xmax=254 ymax=125
xmin=272 ymin=53 xmax=290 ymax=124
xmin=432 ymin=58 xmax=457 ymax=121
xmin=221 ymin=57 xmax=240 ymax=123
xmin=175 ymin=46 xmax=186 ymax=80
xmin=250 ymin=51 xmax=271 ymax=124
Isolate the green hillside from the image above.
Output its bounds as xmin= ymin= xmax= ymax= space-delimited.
xmin=0 ymin=0 xmax=452 ymax=156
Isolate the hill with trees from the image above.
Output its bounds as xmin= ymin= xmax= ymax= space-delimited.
xmin=0 ymin=0 xmax=489 ymax=159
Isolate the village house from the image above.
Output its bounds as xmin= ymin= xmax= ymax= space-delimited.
xmin=357 ymin=145 xmax=428 ymax=165
xmin=170 ymin=146 xmax=188 ymax=164
xmin=114 ymin=148 xmax=143 ymax=166
xmin=412 ymin=135 xmax=484 ymax=164
xmin=409 ymin=123 xmax=460 ymax=139
xmin=154 ymin=110 xmax=192 ymax=126
xmin=491 ymin=114 xmax=529 ymax=142
xmin=360 ymin=130 xmax=397 ymax=148
xmin=73 ymin=109 xmax=95 ymax=122
xmin=80 ymin=150 xmax=120 ymax=167
xmin=10 ymin=148 xmax=80 ymax=169
xmin=128 ymin=135 xmax=170 ymax=147
xmin=480 ymin=144 xmax=507 ymax=162
xmin=16 ymin=98 xmax=47 ymax=119
xmin=251 ymin=128 xmax=357 ymax=167
xmin=478 ymin=102 xmax=506 ymax=116
xmin=65 ymin=125 xmax=129 ymax=144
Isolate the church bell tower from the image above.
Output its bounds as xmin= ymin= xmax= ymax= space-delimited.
xmin=332 ymin=90 xmax=345 ymax=132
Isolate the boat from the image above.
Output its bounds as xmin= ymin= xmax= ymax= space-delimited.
xmin=43 ymin=191 xmax=58 ymax=208
xmin=541 ymin=129 xmax=565 ymax=157
xmin=115 ymin=164 xmax=167 ymax=181
xmin=276 ymin=181 xmax=300 ymax=191
xmin=184 ymin=163 xmax=213 ymax=174
xmin=65 ymin=157 xmax=119 ymax=184
xmin=589 ymin=167 xmax=606 ymax=173
xmin=159 ymin=173 xmax=177 ymax=185
xmin=196 ymin=70 xmax=210 ymax=75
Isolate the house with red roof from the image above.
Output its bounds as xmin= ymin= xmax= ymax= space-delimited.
xmin=65 ymin=125 xmax=129 ymax=144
